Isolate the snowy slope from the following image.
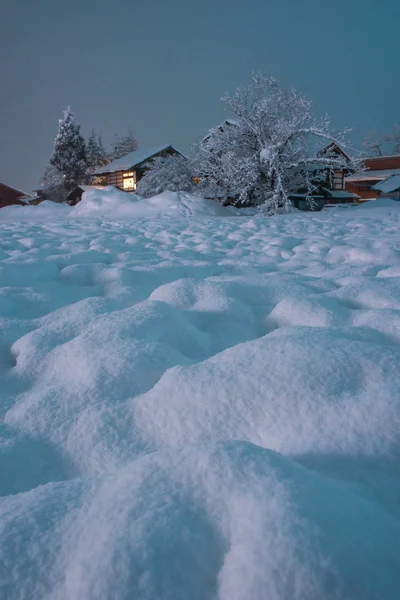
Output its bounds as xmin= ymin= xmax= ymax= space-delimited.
xmin=1 ymin=192 xmax=400 ymax=599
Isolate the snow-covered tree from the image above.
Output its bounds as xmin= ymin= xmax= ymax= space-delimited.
xmin=137 ymin=153 xmax=194 ymax=198
xmin=86 ymin=130 xmax=110 ymax=173
xmin=111 ymin=127 xmax=138 ymax=160
xmin=50 ymin=106 xmax=88 ymax=191
xmin=195 ymin=73 xmax=357 ymax=214
xmin=40 ymin=164 xmax=67 ymax=202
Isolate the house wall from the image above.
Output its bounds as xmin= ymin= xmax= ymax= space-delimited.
xmin=345 ymin=181 xmax=380 ymax=200
xmin=363 ymin=156 xmax=400 ymax=171
xmin=0 ymin=183 xmax=26 ymax=209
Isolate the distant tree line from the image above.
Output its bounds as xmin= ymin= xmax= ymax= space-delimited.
xmin=41 ymin=107 xmax=138 ymax=201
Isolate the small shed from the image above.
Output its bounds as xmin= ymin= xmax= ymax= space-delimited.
xmin=290 ymin=186 xmax=360 ymax=211
xmin=65 ymin=185 xmax=106 ymax=206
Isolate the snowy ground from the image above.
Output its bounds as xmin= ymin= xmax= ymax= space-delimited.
xmin=1 ymin=190 xmax=400 ymax=599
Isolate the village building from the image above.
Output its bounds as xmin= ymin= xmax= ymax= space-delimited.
xmin=0 ymin=182 xmax=32 ymax=209
xmin=93 ymin=145 xmax=182 ymax=192
xmin=289 ymin=143 xmax=360 ymax=210
xmin=345 ymin=155 xmax=400 ymax=200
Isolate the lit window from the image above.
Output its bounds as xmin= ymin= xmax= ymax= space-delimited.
xmin=192 ymin=177 xmax=202 ymax=185
xmin=123 ymin=171 xmax=136 ymax=191
xmin=123 ymin=177 xmax=135 ymax=191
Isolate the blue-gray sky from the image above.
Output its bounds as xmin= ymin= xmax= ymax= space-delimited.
xmin=1 ymin=0 xmax=400 ymax=193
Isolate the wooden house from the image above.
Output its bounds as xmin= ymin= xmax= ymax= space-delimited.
xmin=345 ymin=155 xmax=400 ymax=200
xmin=93 ymin=145 xmax=183 ymax=192
xmin=289 ymin=143 xmax=360 ymax=210
xmin=0 ymin=182 xmax=32 ymax=209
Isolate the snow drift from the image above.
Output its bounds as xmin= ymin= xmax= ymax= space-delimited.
xmin=1 ymin=193 xmax=400 ymax=599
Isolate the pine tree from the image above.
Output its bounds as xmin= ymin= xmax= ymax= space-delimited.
xmin=111 ymin=127 xmax=138 ymax=160
xmin=50 ymin=106 xmax=88 ymax=191
xmin=86 ymin=130 xmax=110 ymax=173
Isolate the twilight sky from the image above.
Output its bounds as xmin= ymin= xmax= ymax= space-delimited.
xmin=1 ymin=0 xmax=400 ymax=193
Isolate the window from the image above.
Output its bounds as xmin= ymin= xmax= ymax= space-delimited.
xmin=122 ymin=171 xmax=136 ymax=191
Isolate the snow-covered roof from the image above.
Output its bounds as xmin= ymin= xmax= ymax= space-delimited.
xmin=324 ymin=189 xmax=360 ymax=199
xmin=372 ymin=175 xmax=400 ymax=193
xmin=93 ymin=145 xmax=180 ymax=175
xmin=345 ymin=168 xmax=400 ymax=182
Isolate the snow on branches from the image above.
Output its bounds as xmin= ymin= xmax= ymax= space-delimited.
xmin=195 ymin=73 xmax=358 ymax=213
xmin=137 ymin=153 xmax=194 ymax=198
xmin=50 ymin=106 xmax=88 ymax=192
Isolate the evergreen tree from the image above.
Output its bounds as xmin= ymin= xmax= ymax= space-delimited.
xmin=86 ymin=130 xmax=110 ymax=173
xmin=111 ymin=127 xmax=138 ymax=160
xmin=50 ymin=106 xmax=88 ymax=190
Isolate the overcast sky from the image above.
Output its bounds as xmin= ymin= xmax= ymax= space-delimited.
xmin=1 ymin=0 xmax=400 ymax=192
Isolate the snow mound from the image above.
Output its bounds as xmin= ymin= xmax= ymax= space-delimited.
xmin=0 ymin=200 xmax=70 ymax=221
xmin=356 ymin=197 xmax=400 ymax=212
xmin=1 ymin=442 xmax=400 ymax=600
xmin=72 ymin=188 xmax=246 ymax=218
xmin=1 ymin=201 xmax=400 ymax=598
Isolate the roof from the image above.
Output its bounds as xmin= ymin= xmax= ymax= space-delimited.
xmin=346 ymin=168 xmax=400 ymax=182
xmin=319 ymin=142 xmax=352 ymax=162
xmin=322 ymin=188 xmax=360 ymax=200
xmin=0 ymin=182 xmax=32 ymax=198
xmin=93 ymin=145 xmax=181 ymax=175
xmin=372 ymin=175 xmax=400 ymax=193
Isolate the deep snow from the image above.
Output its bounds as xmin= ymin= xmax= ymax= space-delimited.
xmin=1 ymin=191 xmax=400 ymax=599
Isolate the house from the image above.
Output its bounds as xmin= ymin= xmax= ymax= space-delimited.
xmin=93 ymin=145 xmax=183 ymax=192
xmin=345 ymin=155 xmax=400 ymax=200
xmin=0 ymin=182 xmax=32 ymax=209
xmin=372 ymin=175 xmax=400 ymax=199
xmin=289 ymin=143 xmax=360 ymax=210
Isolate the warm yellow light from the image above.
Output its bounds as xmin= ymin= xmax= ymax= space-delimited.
xmin=123 ymin=172 xmax=134 ymax=177
xmin=192 ymin=177 xmax=202 ymax=185
xmin=123 ymin=177 xmax=135 ymax=190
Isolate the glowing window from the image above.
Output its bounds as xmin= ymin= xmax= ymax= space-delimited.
xmin=123 ymin=177 xmax=135 ymax=190
xmin=122 ymin=171 xmax=136 ymax=191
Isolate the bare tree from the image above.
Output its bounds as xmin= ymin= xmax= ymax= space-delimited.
xmin=194 ymin=73 xmax=356 ymax=214
xmin=385 ymin=123 xmax=400 ymax=154
xmin=363 ymin=130 xmax=384 ymax=157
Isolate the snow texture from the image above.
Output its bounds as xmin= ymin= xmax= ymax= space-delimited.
xmin=1 ymin=191 xmax=400 ymax=599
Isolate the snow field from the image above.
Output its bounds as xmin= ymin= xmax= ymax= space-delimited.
xmin=1 ymin=193 xmax=400 ymax=599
